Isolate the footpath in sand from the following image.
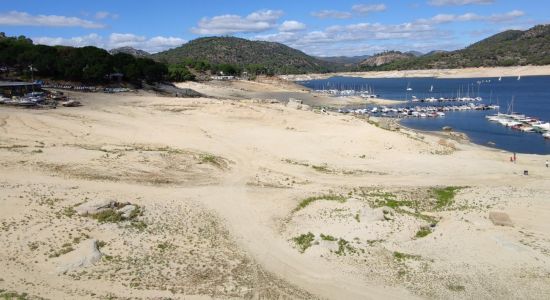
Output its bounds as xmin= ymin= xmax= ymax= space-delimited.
xmin=1 ymin=85 xmax=550 ymax=299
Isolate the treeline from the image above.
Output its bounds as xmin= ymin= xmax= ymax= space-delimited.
xmin=0 ymin=33 xmax=169 ymax=84
xmin=170 ymin=58 xmax=280 ymax=78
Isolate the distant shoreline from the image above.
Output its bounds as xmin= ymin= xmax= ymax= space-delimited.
xmin=281 ymin=65 xmax=550 ymax=81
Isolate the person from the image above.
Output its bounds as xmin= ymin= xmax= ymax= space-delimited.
xmin=546 ymin=160 xmax=549 ymax=168
xmin=513 ymin=152 xmax=517 ymax=163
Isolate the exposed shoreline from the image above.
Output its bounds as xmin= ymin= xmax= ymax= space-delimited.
xmin=1 ymin=83 xmax=549 ymax=300
xmin=281 ymin=65 xmax=550 ymax=81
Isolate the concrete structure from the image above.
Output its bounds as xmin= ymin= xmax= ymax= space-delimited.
xmin=0 ymin=81 xmax=41 ymax=97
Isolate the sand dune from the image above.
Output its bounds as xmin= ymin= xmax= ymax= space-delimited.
xmin=1 ymin=88 xmax=549 ymax=299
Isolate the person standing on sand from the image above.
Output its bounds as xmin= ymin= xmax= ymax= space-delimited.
xmin=513 ymin=152 xmax=517 ymax=163
xmin=546 ymin=160 xmax=548 ymax=168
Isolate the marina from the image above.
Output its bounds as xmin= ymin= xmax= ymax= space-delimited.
xmin=299 ymin=75 xmax=550 ymax=154
xmin=338 ymin=103 xmax=498 ymax=118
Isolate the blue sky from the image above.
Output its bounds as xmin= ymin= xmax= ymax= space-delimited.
xmin=1 ymin=0 xmax=547 ymax=56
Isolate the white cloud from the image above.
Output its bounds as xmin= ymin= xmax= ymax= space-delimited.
xmin=311 ymin=10 xmax=353 ymax=19
xmin=428 ymin=0 xmax=494 ymax=6
xmin=33 ymin=33 xmax=186 ymax=53
xmin=95 ymin=11 xmax=119 ymax=20
xmin=351 ymin=4 xmax=387 ymax=15
xmin=0 ymin=11 xmax=104 ymax=28
xmin=279 ymin=20 xmax=306 ymax=32
xmin=191 ymin=10 xmax=283 ymax=35
xmin=33 ymin=34 xmax=104 ymax=48
xmin=145 ymin=36 xmax=187 ymax=53
xmin=417 ymin=10 xmax=525 ymax=24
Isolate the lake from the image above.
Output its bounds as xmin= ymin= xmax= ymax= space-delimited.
xmin=297 ymin=76 xmax=550 ymax=155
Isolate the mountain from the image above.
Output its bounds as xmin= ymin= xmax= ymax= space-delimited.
xmin=316 ymin=55 xmax=371 ymax=65
xmin=362 ymin=24 xmax=550 ymax=70
xmin=406 ymin=51 xmax=424 ymax=57
xmin=359 ymin=51 xmax=414 ymax=67
xmin=151 ymin=36 xmax=341 ymax=74
xmin=109 ymin=47 xmax=150 ymax=57
xmin=423 ymin=50 xmax=448 ymax=56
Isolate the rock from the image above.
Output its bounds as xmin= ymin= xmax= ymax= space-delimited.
xmin=74 ymin=199 xmax=116 ymax=216
xmin=118 ymin=204 xmax=137 ymax=219
xmin=382 ymin=207 xmax=395 ymax=221
xmin=489 ymin=211 xmax=514 ymax=227
xmin=56 ymin=239 xmax=102 ymax=273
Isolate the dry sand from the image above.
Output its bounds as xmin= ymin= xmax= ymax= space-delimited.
xmin=1 ymin=85 xmax=550 ymax=299
xmin=282 ymin=65 xmax=550 ymax=81
xmin=176 ymin=77 xmax=405 ymax=106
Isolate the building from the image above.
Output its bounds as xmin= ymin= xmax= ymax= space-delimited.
xmin=0 ymin=81 xmax=41 ymax=97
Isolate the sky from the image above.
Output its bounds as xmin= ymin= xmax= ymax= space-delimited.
xmin=1 ymin=0 xmax=548 ymax=56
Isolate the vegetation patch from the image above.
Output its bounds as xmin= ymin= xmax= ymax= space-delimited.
xmin=62 ymin=206 xmax=76 ymax=218
xmin=447 ymin=284 xmax=466 ymax=292
xmin=393 ymin=251 xmax=421 ymax=262
xmin=415 ymin=227 xmax=432 ymax=238
xmin=91 ymin=209 xmax=124 ymax=223
xmin=320 ymin=234 xmax=337 ymax=241
xmin=0 ymin=290 xmax=30 ymax=300
xmin=157 ymin=242 xmax=175 ymax=252
xmin=293 ymin=194 xmax=346 ymax=212
xmin=49 ymin=245 xmax=75 ymax=258
xmin=199 ymin=153 xmax=226 ymax=169
xmin=292 ymin=232 xmax=315 ymax=253
xmin=432 ymin=187 xmax=463 ymax=209
xmin=335 ymin=238 xmax=356 ymax=256
xmin=311 ymin=164 xmax=330 ymax=173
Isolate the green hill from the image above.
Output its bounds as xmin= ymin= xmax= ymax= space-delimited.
xmin=361 ymin=24 xmax=550 ymax=70
xmin=152 ymin=36 xmax=340 ymax=74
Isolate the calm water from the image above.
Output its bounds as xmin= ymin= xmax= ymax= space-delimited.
xmin=298 ymin=76 xmax=550 ymax=154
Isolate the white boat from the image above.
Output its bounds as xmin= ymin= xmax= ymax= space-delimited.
xmin=543 ymin=132 xmax=550 ymax=139
xmin=517 ymin=75 xmax=521 ymax=80
xmin=498 ymin=76 xmax=502 ymax=81
xmin=406 ymin=82 xmax=413 ymax=91
xmin=532 ymin=122 xmax=550 ymax=132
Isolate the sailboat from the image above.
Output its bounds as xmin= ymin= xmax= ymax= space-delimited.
xmin=517 ymin=75 xmax=521 ymax=80
xmin=406 ymin=82 xmax=412 ymax=91
xmin=498 ymin=76 xmax=502 ymax=81
xmin=430 ymin=85 xmax=434 ymax=92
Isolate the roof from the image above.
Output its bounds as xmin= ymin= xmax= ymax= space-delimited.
xmin=0 ymin=81 xmax=39 ymax=87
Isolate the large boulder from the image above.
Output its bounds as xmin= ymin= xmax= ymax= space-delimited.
xmin=118 ymin=204 xmax=137 ymax=219
xmin=56 ymin=239 xmax=102 ymax=273
xmin=74 ymin=199 xmax=116 ymax=216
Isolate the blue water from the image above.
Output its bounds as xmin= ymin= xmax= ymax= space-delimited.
xmin=298 ymin=76 xmax=550 ymax=154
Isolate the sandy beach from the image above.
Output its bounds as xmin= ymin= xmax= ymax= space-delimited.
xmin=282 ymin=65 xmax=550 ymax=81
xmin=1 ymin=82 xmax=550 ymax=299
